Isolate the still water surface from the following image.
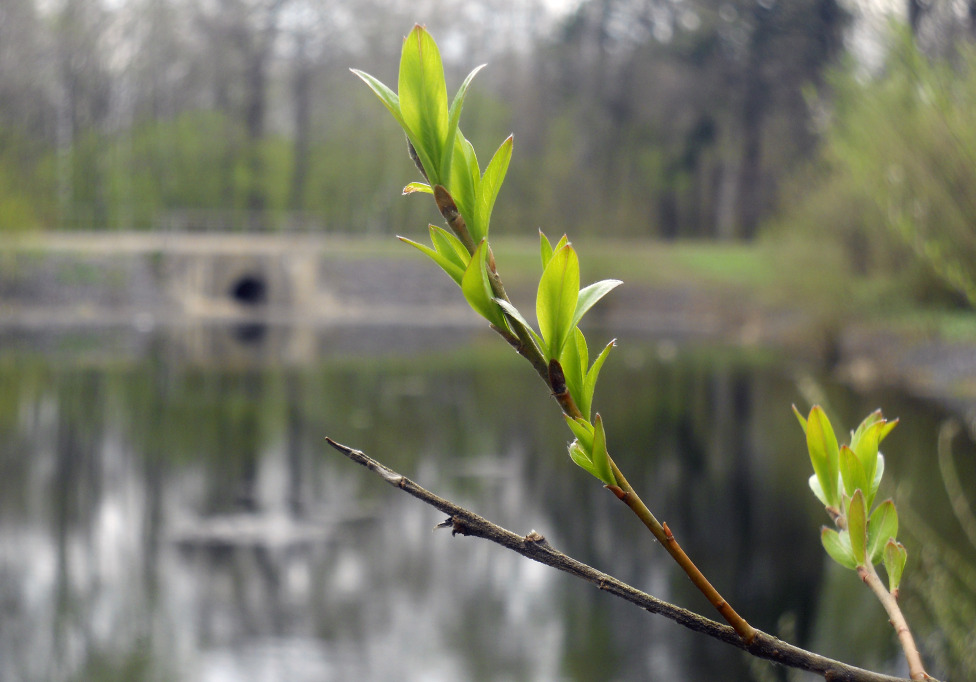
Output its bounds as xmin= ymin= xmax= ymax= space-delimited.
xmin=0 ymin=324 xmax=973 ymax=681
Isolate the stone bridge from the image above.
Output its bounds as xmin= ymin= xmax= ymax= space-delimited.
xmin=0 ymin=232 xmax=469 ymax=327
xmin=0 ymin=232 xmax=481 ymax=363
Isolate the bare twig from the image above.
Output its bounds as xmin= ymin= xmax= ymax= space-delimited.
xmin=326 ymin=437 xmax=924 ymax=682
xmin=606 ymin=459 xmax=756 ymax=642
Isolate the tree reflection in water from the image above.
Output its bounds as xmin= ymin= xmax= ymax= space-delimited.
xmin=0 ymin=327 xmax=972 ymax=681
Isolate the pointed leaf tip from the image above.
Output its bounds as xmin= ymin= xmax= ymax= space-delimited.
xmin=791 ymin=404 xmax=808 ymax=433
xmin=581 ymin=338 xmax=615 ymax=421
xmin=539 ymin=230 xmax=554 ymax=270
xmin=572 ymin=279 xmax=622 ymax=330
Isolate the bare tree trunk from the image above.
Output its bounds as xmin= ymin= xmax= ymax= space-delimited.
xmin=735 ymin=6 xmax=770 ymax=241
xmin=289 ymin=34 xmax=311 ymax=216
xmin=736 ymin=83 xmax=764 ymax=240
xmin=220 ymin=0 xmax=287 ymax=232
xmin=244 ymin=42 xmax=269 ymax=230
xmin=56 ymin=0 xmax=111 ymax=229
xmin=908 ymin=0 xmax=925 ymax=37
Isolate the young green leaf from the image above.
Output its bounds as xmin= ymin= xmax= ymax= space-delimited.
xmin=461 ymin=240 xmax=506 ymax=328
xmin=867 ymin=499 xmax=898 ymax=565
xmin=568 ymin=441 xmax=597 ymax=478
xmin=537 ymin=243 xmax=580 ymax=362
xmin=449 ymin=134 xmax=479 ymax=235
xmin=403 ymin=182 xmax=433 ymax=195
xmin=539 ymin=230 xmax=554 ymax=270
xmin=590 ymin=414 xmax=616 ymax=486
xmin=581 ymin=339 xmax=615 ymax=422
xmin=398 ymin=25 xmax=449 ymax=185
xmin=847 ymin=489 xmax=868 ymax=567
xmin=552 ymin=234 xmax=569 ymax=254
xmin=878 ymin=417 xmax=899 ymax=444
xmin=821 ymin=527 xmax=858 ymax=570
xmin=350 ymin=69 xmax=409 ymax=135
xmin=564 ymin=415 xmax=595 ymax=453
xmin=871 ymin=453 xmax=885 ymax=498
xmin=441 ymin=64 xmax=486 ymax=187
xmin=808 ymin=473 xmax=830 ymax=507
xmin=571 ymin=279 xmax=623 ymax=330
xmin=475 ymin=135 xmax=513 ymax=242
xmin=839 ymin=445 xmax=868 ymax=500
xmin=791 ymin=404 xmax=808 ymax=434
xmin=494 ymin=299 xmax=546 ymax=354
xmin=399 ymin=235 xmax=464 ymax=285
xmin=883 ymin=540 xmax=908 ymax=593
xmin=559 ymin=327 xmax=587 ymax=414
xmin=852 ymin=421 xmax=883 ymax=504
xmin=566 ymin=414 xmax=615 ymax=486
xmin=429 ymin=224 xmax=470 ymax=272
xmin=850 ymin=409 xmax=883 ymax=451
xmin=806 ymin=406 xmax=841 ymax=510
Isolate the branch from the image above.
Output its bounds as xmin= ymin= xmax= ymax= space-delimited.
xmin=606 ymin=460 xmax=755 ymax=642
xmin=428 ymin=179 xmax=753 ymax=640
xmin=857 ymin=562 xmax=932 ymax=680
xmin=431 ymin=184 xmax=551 ymax=383
xmin=326 ymin=438 xmax=920 ymax=682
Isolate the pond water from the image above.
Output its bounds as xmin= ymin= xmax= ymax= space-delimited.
xmin=0 ymin=324 xmax=973 ymax=682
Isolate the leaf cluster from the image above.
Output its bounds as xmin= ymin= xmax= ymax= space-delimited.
xmin=794 ymin=406 xmax=908 ymax=593
xmin=498 ymin=231 xmax=620 ymax=485
xmin=780 ymin=31 xmax=976 ymax=309
xmin=353 ymin=26 xmax=511 ymax=246
xmin=353 ymin=25 xmax=622 ymax=485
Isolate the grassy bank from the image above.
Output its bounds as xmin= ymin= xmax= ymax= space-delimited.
xmin=3 ymin=230 xmax=974 ymax=343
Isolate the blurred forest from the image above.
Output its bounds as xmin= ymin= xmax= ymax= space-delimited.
xmin=1 ymin=0 xmax=976 ymax=292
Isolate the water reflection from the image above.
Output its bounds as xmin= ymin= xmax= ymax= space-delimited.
xmin=0 ymin=326 xmax=973 ymax=681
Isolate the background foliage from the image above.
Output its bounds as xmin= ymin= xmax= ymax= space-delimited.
xmin=779 ymin=32 xmax=976 ymax=308
xmin=0 ymin=0 xmax=975 ymax=306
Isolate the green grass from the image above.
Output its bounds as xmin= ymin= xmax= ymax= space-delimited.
xmin=490 ymin=237 xmax=780 ymax=289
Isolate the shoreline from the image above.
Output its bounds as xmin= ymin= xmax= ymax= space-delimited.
xmin=3 ymin=233 xmax=975 ymax=432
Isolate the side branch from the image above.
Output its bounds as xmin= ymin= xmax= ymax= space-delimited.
xmin=608 ymin=460 xmax=755 ymax=642
xmin=326 ymin=438 xmax=919 ymax=682
xmin=857 ymin=563 xmax=931 ymax=680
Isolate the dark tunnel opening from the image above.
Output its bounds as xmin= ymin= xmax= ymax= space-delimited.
xmin=230 ymin=274 xmax=268 ymax=306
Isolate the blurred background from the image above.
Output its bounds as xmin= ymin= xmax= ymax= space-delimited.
xmin=1 ymin=0 xmax=976 ymax=680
